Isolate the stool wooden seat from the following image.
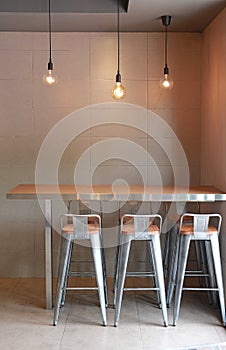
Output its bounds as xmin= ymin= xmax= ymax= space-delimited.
xmin=62 ymin=222 xmax=100 ymax=234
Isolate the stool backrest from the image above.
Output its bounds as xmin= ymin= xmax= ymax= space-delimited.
xmin=179 ymin=213 xmax=222 ymax=239
xmin=60 ymin=214 xmax=101 ymax=238
xmin=122 ymin=214 xmax=162 ymax=233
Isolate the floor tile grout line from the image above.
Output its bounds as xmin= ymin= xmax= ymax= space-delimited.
xmin=58 ymin=298 xmax=72 ymax=350
xmin=135 ymin=295 xmax=145 ymax=350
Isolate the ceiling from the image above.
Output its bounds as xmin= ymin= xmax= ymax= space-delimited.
xmin=0 ymin=0 xmax=225 ymax=32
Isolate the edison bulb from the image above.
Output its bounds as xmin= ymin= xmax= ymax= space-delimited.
xmin=159 ymin=74 xmax=174 ymax=90
xmin=112 ymin=82 xmax=126 ymax=100
xmin=43 ymin=70 xmax=58 ymax=86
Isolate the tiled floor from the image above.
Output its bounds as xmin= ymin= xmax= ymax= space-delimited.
xmin=0 ymin=278 xmax=225 ymax=350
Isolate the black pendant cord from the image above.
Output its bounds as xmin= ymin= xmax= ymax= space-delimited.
xmin=164 ymin=24 xmax=168 ymax=68
xmin=117 ymin=0 xmax=120 ymax=75
xmin=48 ymin=0 xmax=53 ymax=66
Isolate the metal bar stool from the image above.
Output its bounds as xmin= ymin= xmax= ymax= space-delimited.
xmin=53 ymin=214 xmax=108 ymax=326
xmin=66 ymin=200 xmax=108 ymax=308
xmin=113 ymin=201 xmax=161 ymax=307
xmin=163 ymin=202 xmax=201 ymax=281
xmin=167 ymin=212 xmax=219 ymax=308
xmin=164 ymin=202 xmax=217 ymax=305
xmin=167 ymin=213 xmax=226 ymax=326
xmin=114 ymin=214 xmax=168 ymax=327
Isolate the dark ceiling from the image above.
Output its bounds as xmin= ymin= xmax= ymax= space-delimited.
xmin=0 ymin=0 xmax=128 ymax=13
xmin=0 ymin=0 xmax=225 ymax=32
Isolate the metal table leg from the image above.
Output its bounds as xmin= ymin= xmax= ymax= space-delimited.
xmin=45 ymin=199 xmax=53 ymax=310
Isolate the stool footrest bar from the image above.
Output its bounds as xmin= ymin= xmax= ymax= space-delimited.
xmin=123 ymin=287 xmax=159 ymax=291
xmin=185 ymin=273 xmax=209 ymax=277
xmin=182 ymin=287 xmax=219 ymax=291
xmin=126 ymin=272 xmax=155 ymax=277
xmin=69 ymin=272 xmax=95 ymax=277
xmin=66 ymin=287 xmax=98 ymax=291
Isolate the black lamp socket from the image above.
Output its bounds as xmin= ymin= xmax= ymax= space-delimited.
xmin=116 ymin=72 xmax=121 ymax=83
xmin=48 ymin=61 xmax=53 ymax=71
xmin=161 ymin=15 xmax=172 ymax=27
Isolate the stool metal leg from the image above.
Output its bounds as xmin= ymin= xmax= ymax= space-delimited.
xmin=114 ymin=236 xmax=132 ymax=327
xmin=194 ymin=240 xmax=204 ymax=287
xmin=90 ymin=234 xmax=107 ymax=326
xmin=101 ymin=245 xmax=108 ymax=308
xmin=150 ymin=235 xmax=168 ymax=326
xmin=113 ymin=244 xmax=120 ymax=308
xmin=61 ymin=241 xmax=74 ymax=307
xmin=204 ymin=240 xmax=217 ymax=307
xmin=173 ymin=235 xmax=191 ymax=326
xmin=167 ymin=233 xmax=180 ymax=307
xmin=210 ymin=235 xmax=226 ymax=326
xmin=146 ymin=240 xmax=161 ymax=307
xmin=53 ymin=237 xmax=71 ymax=326
xmin=163 ymin=230 xmax=170 ymax=277
xmin=113 ymin=225 xmax=121 ymax=308
xmin=98 ymin=206 xmax=108 ymax=308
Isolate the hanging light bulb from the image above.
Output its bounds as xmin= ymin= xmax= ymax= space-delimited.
xmin=112 ymin=0 xmax=126 ymax=100
xmin=159 ymin=15 xmax=174 ymax=90
xmin=112 ymin=72 xmax=126 ymax=100
xmin=159 ymin=66 xmax=174 ymax=90
xmin=43 ymin=61 xmax=58 ymax=86
xmin=43 ymin=0 xmax=57 ymax=86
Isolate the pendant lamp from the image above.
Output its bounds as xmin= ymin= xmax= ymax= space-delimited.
xmin=159 ymin=15 xmax=174 ymax=90
xmin=112 ymin=0 xmax=126 ymax=100
xmin=43 ymin=0 xmax=57 ymax=86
